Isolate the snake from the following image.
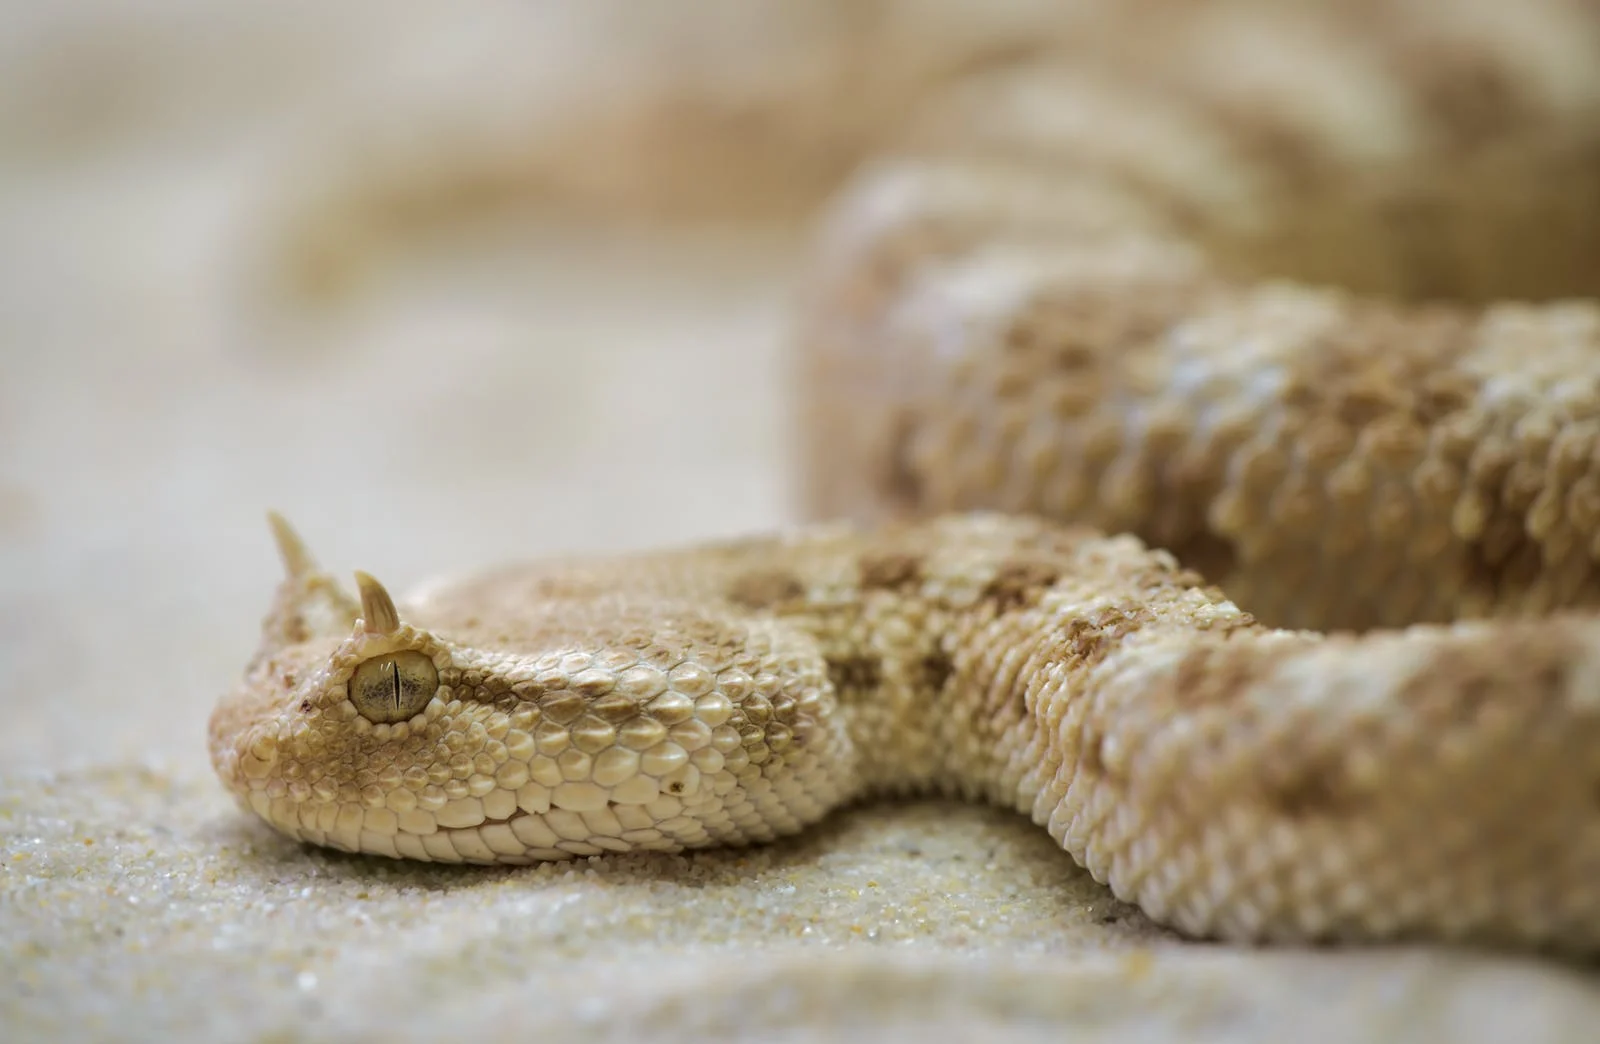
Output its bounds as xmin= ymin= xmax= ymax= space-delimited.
xmin=212 ymin=0 xmax=1600 ymax=952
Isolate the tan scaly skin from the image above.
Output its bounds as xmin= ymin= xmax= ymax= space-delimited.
xmin=210 ymin=513 xmax=1600 ymax=953
xmin=211 ymin=0 xmax=1600 ymax=956
xmin=792 ymin=0 xmax=1600 ymax=634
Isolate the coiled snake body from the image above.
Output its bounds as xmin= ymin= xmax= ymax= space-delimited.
xmin=213 ymin=0 xmax=1600 ymax=952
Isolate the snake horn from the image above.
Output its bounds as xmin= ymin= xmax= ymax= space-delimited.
xmin=266 ymin=511 xmax=317 ymax=579
xmin=248 ymin=514 xmax=359 ymax=668
xmin=353 ymin=571 xmax=401 ymax=635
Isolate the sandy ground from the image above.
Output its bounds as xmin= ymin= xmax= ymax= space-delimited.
xmin=4 ymin=4 xmax=1600 ymax=1041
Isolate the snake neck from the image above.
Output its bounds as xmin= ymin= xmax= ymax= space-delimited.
xmin=795 ymin=588 xmax=1180 ymax=812
xmin=722 ymin=516 xmax=1254 ymax=809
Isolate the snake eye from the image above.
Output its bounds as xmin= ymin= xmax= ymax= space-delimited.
xmin=348 ymin=651 xmax=438 ymax=723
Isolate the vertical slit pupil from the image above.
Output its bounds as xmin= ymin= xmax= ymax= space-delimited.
xmin=389 ymin=660 xmax=401 ymax=711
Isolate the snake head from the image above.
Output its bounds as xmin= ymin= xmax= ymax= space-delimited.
xmin=208 ymin=515 xmax=456 ymax=844
xmin=210 ymin=515 xmax=850 ymax=866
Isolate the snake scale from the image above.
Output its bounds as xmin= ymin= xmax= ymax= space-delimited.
xmin=212 ymin=0 xmax=1600 ymax=952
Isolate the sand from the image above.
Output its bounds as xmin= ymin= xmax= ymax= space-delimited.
xmin=4 ymin=4 xmax=1599 ymax=1041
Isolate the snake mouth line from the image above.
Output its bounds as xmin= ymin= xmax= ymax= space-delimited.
xmin=428 ymin=799 xmax=646 ymax=861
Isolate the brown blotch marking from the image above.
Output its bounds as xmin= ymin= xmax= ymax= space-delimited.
xmin=1263 ymin=754 xmax=1368 ymax=819
xmin=1213 ymin=105 xmax=1329 ymax=193
xmin=981 ymin=558 xmax=1061 ymax=615
xmin=1000 ymin=608 xmax=1154 ymax=728
xmin=1167 ymin=638 xmax=1367 ymax=817
xmin=1332 ymin=378 xmax=1411 ymax=430
xmin=1415 ymin=371 xmax=1476 ymax=424
xmin=826 ymin=655 xmax=883 ymax=696
xmin=858 ymin=551 xmax=924 ymax=593
xmin=1077 ymin=730 xmax=1109 ymax=779
xmin=1400 ymin=644 xmax=1568 ymax=724
xmin=1532 ymin=662 xmax=1569 ymax=702
xmin=299 ymin=699 xmax=313 ymax=713
xmin=1052 ymin=608 xmax=1156 ymax=670
xmin=726 ymin=569 xmax=805 ymax=611
xmin=1160 ymin=628 xmax=1306 ymax=708
xmin=919 ymin=649 xmax=955 ymax=696
xmin=1405 ymin=44 xmax=1525 ymax=148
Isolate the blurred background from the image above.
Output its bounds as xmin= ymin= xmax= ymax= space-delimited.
xmin=0 ymin=1 xmax=1084 ymax=769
